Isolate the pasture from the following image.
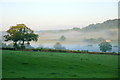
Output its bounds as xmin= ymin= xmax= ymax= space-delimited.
xmin=2 ymin=50 xmax=118 ymax=78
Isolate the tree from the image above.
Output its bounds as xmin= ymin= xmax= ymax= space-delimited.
xmin=59 ymin=35 xmax=66 ymax=41
xmin=98 ymin=42 xmax=112 ymax=52
xmin=4 ymin=24 xmax=38 ymax=49
xmin=54 ymin=42 xmax=66 ymax=50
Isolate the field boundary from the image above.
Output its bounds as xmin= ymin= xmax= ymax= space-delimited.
xmin=1 ymin=48 xmax=119 ymax=55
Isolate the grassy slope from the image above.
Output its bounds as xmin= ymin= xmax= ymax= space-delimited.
xmin=2 ymin=50 xmax=118 ymax=78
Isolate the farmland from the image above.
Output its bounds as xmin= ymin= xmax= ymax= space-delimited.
xmin=2 ymin=50 xmax=118 ymax=78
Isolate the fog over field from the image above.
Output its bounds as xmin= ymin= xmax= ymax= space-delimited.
xmin=34 ymin=19 xmax=118 ymax=44
xmin=30 ymin=19 xmax=119 ymax=52
xmin=36 ymin=29 xmax=118 ymax=44
xmin=1 ymin=19 xmax=119 ymax=52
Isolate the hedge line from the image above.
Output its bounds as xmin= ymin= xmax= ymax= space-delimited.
xmin=1 ymin=48 xmax=119 ymax=55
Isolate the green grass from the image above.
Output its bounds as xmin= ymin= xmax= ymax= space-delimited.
xmin=2 ymin=50 xmax=118 ymax=78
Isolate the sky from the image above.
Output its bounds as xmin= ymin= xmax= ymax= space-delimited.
xmin=0 ymin=0 xmax=119 ymax=31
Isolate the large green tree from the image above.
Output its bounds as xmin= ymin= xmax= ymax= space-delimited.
xmin=4 ymin=24 xmax=38 ymax=49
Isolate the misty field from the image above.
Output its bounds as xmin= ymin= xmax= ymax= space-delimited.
xmin=2 ymin=50 xmax=118 ymax=78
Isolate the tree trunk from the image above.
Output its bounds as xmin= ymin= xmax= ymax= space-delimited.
xmin=14 ymin=42 xmax=18 ymax=50
xmin=22 ymin=40 xmax=24 ymax=46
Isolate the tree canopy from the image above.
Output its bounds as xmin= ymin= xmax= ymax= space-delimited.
xmin=54 ymin=42 xmax=66 ymax=50
xmin=98 ymin=42 xmax=112 ymax=52
xmin=59 ymin=35 xmax=66 ymax=41
xmin=4 ymin=24 xmax=38 ymax=49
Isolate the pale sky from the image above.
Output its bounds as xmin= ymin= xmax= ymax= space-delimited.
xmin=0 ymin=0 xmax=119 ymax=31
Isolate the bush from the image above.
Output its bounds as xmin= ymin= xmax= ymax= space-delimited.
xmin=59 ymin=35 xmax=66 ymax=41
xmin=20 ymin=45 xmax=26 ymax=50
xmin=99 ymin=42 xmax=112 ymax=52
xmin=54 ymin=42 xmax=66 ymax=50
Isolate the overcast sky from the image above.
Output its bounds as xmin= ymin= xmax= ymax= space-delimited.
xmin=0 ymin=0 xmax=118 ymax=31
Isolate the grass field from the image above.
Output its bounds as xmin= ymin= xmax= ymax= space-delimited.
xmin=2 ymin=50 xmax=118 ymax=78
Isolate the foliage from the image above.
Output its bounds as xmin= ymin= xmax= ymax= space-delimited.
xmin=99 ymin=42 xmax=112 ymax=52
xmin=72 ymin=27 xmax=80 ymax=31
xmin=54 ymin=42 xmax=66 ymax=50
xmin=4 ymin=24 xmax=38 ymax=49
xmin=81 ymin=19 xmax=118 ymax=32
xmin=59 ymin=35 xmax=66 ymax=41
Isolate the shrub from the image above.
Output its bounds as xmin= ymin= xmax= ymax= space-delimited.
xmin=99 ymin=42 xmax=112 ymax=52
xmin=54 ymin=42 xmax=66 ymax=50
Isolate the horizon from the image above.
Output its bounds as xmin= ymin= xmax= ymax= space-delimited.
xmin=1 ymin=0 xmax=118 ymax=31
xmin=1 ymin=18 xmax=118 ymax=31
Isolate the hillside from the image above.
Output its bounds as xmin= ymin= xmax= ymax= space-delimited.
xmin=80 ymin=19 xmax=119 ymax=32
xmin=37 ymin=19 xmax=119 ymax=33
xmin=34 ymin=19 xmax=118 ymax=46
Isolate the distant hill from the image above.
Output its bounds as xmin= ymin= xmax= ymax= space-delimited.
xmin=36 ymin=19 xmax=118 ymax=44
xmin=80 ymin=19 xmax=119 ymax=32
xmin=37 ymin=19 xmax=119 ymax=33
